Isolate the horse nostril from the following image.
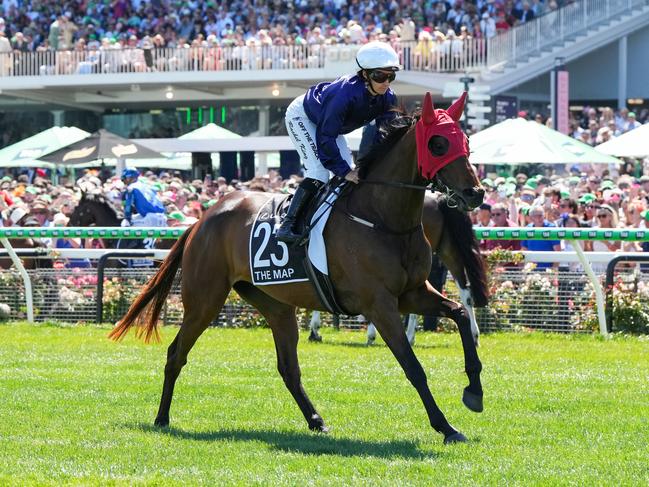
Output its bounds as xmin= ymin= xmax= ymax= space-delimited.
xmin=463 ymin=188 xmax=477 ymax=198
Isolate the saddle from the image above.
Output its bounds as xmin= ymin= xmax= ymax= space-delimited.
xmin=281 ymin=177 xmax=352 ymax=315
xmin=286 ymin=177 xmax=349 ymax=247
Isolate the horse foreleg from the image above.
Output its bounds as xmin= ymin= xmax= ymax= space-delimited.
xmin=308 ymin=310 xmax=323 ymax=342
xmin=366 ymin=297 xmax=466 ymax=444
xmin=399 ymin=283 xmax=483 ymax=414
xmin=234 ymin=282 xmax=327 ymax=432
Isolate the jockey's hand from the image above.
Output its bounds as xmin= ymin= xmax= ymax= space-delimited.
xmin=120 ymin=218 xmax=131 ymax=227
xmin=344 ymin=169 xmax=360 ymax=184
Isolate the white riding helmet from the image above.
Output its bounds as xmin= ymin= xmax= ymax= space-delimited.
xmin=356 ymin=41 xmax=401 ymax=71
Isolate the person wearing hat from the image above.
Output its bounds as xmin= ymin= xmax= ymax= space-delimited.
xmin=30 ymin=198 xmax=52 ymax=227
xmin=52 ymin=212 xmax=92 ymax=268
xmin=638 ymin=175 xmax=649 ymax=203
xmin=578 ymin=193 xmax=600 ymax=226
xmin=277 ymin=41 xmax=401 ymax=243
xmin=121 ymin=167 xmax=166 ymax=229
xmin=8 ymin=206 xmax=28 ymax=227
xmin=624 ymin=112 xmax=641 ymax=132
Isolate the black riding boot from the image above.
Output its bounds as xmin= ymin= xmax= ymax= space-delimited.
xmin=277 ymin=178 xmax=322 ymax=243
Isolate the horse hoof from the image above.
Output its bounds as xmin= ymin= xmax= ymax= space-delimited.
xmin=443 ymin=431 xmax=468 ymax=444
xmin=366 ymin=339 xmax=375 ymax=346
xmin=154 ymin=418 xmax=169 ymax=428
xmin=308 ymin=415 xmax=329 ymax=433
xmin=308 ymin=332 xmax=322 ymax=343
xmin=462 ymin=388 xmax=484 ymax=413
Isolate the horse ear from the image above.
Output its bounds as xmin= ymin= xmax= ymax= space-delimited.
xmin=447 ymin=91 xmax=468 ymax=122
xmin=422 ymin=92 xmax=436 ymax=125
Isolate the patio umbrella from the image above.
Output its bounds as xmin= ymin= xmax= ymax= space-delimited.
xmin=39 ymin=129 xmax=164 ymax=165
xmin=0 ymin=126 xmax=90 ymax=168
xmin=594 ymin=123 xmax=649 ymax=158
xmin=469 ymin=118 xmax=621 ymax=165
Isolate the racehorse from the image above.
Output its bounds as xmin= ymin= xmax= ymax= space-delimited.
xmin=68 ymin=192 xmax=169 ymax=264
xmin=109 ymin=92 xmax=485 ymax=444
xmin=67 ymin=191 xmax=122 ymax=244
xmin=309 ymin=192 xmax=489 ymax=345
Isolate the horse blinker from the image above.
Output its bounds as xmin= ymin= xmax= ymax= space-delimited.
xmin=415 ymin=92 xmax=470 ymax=180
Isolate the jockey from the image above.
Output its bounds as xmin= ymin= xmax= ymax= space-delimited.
xmin=277 ymin=41 xmax=400 ymax=243
xmin=121 ymin=167 xmax=166 ymax=228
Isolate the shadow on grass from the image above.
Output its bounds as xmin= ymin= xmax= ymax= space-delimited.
xmin=312 ymin=339 xmax=453 ymax=350
xmin=133 ymin=423 xmax=438 ymax=459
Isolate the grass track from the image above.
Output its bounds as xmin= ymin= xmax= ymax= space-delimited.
xmin=0 ymin=322 xmax=647 ymax=485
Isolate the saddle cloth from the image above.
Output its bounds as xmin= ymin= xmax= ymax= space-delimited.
xmin=248 ymin=187 xmax=342 ymax=282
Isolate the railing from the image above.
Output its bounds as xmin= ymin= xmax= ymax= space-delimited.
xmin=487 ymin=0 xmax=648 ymax=68
xmin=3 ymin=226 xmax=649 ymax=333
xmin=0 ymin=39 xmax=487 ymax=78
xmin=0 ymin=252 xmax=645 ymax=334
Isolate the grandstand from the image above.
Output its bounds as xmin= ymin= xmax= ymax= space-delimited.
xmin=0 ymin=0 xmax=647 ymax=174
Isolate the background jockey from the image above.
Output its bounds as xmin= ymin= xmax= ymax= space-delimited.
xmin=277 ymin=40 xmax=401 ymax=244
xmin=121 ymin=167 xmax=166 ymax=228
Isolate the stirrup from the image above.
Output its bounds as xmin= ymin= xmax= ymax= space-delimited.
xmin=277 ymin=225 xmax=301 ymax=243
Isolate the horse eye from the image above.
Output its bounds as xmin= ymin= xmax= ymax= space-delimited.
xmin=428 ymin=135 xmax=449 ymax=156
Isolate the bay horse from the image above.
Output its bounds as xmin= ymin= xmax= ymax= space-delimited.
xmin=310 ymin=191 xmax=489 ymax=345
xmin=110 ymin=92 xmax=485 ymax=444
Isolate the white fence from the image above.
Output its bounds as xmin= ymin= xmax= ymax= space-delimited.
xmin=0 ymin=248 xmax=645 ymax=334
xmin=0 ymin=39 xmax=488 ymax=78
xmin=488 ymin=0 xmax=647 ymax=67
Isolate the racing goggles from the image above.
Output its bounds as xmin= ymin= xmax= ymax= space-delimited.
xmin=368 ymin=70 xmax=396 ymax=83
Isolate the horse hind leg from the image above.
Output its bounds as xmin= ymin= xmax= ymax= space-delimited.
xmin=154 ymin=279 xmax=231 ymax=428
xmin=233 ymin=282 xmax=327 ymax=432
xmin=457 ymin=281 xmax=480 ymax=347
xmin=308 ymin=310 xmax=323 ymax=342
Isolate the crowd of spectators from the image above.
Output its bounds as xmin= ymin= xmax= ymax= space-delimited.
xmin=474 ymin=163 xmax=649 ymax=260
xmin=1 ymin=143 xmax=648 ymax=269
xmin=0 ymin=0 xmax=574 ymax=58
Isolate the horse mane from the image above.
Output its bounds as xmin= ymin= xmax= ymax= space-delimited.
xmin=356 ymin=109 xmax=419 ymax=175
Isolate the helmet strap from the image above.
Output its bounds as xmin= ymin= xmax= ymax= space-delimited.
xmin=363 ymin=69 xmax=379 ymax=96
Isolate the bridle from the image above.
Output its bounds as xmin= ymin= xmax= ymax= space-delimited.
xmin=357 ymin=174 xmax=463 ymax=209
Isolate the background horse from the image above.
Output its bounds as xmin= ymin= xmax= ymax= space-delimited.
xmin=110 ymin=93 xmax=485 ymax=444
xmin=68 ymin=192 xmax=168 ymax=266
xmin=309 ymin=191 xmax=488 ymax=345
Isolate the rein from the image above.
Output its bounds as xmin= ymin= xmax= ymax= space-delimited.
xmin=340 ymin=174 xmax=464 ymax=234
xmin=358 ymin=178 xmax=432 ymax=191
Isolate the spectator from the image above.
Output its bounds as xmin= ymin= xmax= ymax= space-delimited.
xmin=485 ymin=203 xmax=522 ymax=252
xmin=521 ymin=206 xmax=561 ymax=270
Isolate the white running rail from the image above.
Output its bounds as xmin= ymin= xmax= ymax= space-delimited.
xmin=487 ymin=0 xmax=648 ymax=68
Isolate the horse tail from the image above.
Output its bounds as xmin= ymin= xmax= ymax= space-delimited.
xmin=108 ymin=224 xmax=195 ymax=343
xmin=438 ymin=197 xmax=489 ymax=307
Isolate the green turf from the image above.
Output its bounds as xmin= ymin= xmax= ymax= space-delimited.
xmin=0 ymin=323 xmax=647 ymax=486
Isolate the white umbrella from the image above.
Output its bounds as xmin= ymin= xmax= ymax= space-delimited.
xmin=0 ymin=126 xmax=90 ymax=168
xmin=469 ymin=118 xmax=621 ymax=165
xmin=594 ymin=123 xmax=649 ymax=158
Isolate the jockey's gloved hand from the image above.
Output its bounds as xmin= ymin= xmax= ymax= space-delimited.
xmin=120 ymin=218 xmax=131 ymax=227
xmin=344 ymin=168 xmax=360 ymax=184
